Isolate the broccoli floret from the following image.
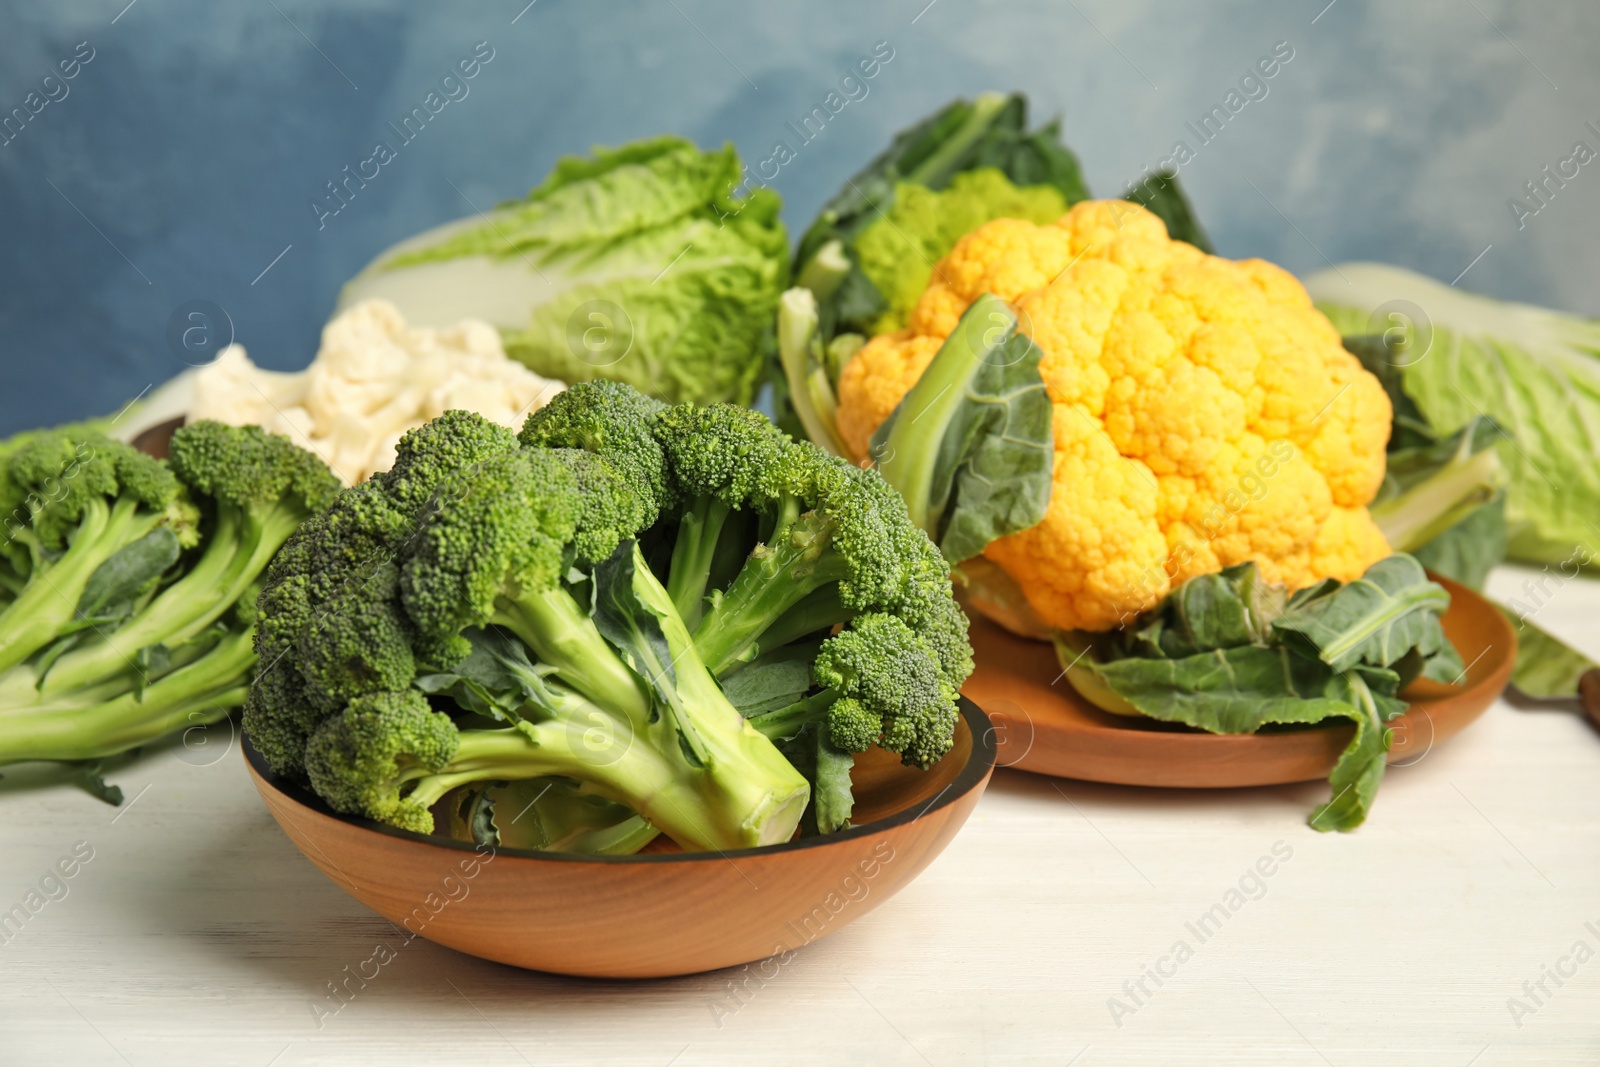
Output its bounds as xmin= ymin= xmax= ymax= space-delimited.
xmin=0 ymin=422 xmax=338 ymax=795
xmin=813 ymin=613 xmax=959 ymax=768
xmin=304 ymin=690 xmax=462 ymax=834
xmin=659 ymin=403 xmax=970 ymax=771
xmin=0 ymin=430 xmax=190 ymax=675
xmin=519 ymin=381 xmax=672 ymax=521
xmin=385 ymin=409 xmax=521 ymax=519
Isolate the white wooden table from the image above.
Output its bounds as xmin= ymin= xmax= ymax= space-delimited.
xmin=2 ymin=563 xmax=1596 ymax=1067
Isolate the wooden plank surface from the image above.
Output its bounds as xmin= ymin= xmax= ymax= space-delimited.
xmin=1 ymin=562 xmax=1596 ymax=1066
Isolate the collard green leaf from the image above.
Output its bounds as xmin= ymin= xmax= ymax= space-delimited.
xmin=1271 ymin=554 xmax=1453 ymax=672
xmin=1342 ymin=334 xmax=1436 ymax=451
xmin=1307 ymin=672 xmax=1390 ymax=832
xmin=1092 ymin=644 xmax=1353 ymax=734
xmin=1410 ymin=494 xmax=1507 ymax=591
xmin=871 ymin=294 xmax=1053 ymax=563
xmin=1142 ymin=563 xmax=1286 ymax=657
xmin=1088 ymin=644 xmax=1397 ymax=831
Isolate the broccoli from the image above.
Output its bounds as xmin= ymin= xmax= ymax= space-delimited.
xmin=0 ymin=422 xmax=338 ymax=788
xmin=248 ymin=383 xmax=972 ymax=850
xmin=655 ymin=402 xmax=971 ymax=774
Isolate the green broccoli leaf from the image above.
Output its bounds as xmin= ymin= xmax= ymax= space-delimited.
xmin=777 ymin=722 xmax=856 ymax=835
xmin=721 ymin=643 xmax=817 ymax=718
xmin=75 ymin=527 xmax=181 ymax=622
xmin=591 ymin=541 xmax=708 ymax=768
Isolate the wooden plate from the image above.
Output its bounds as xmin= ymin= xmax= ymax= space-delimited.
xmin=960 ymin=575 xmax=1514 ymax=788
xmin=244 ymin=699 xmax=994 ymax=978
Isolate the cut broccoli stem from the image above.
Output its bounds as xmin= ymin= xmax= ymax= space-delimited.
xmin=0 ymin=627 xmax=254 ymax=763
xmin=666 ymin=495 xmax=733 ymax=627
xmin=692 ymin=502 xmax=853 ymax=677
xmin=0 ymin=497 xmax=169 ymax=675
xmin=491 ymin=588 xmax=649 ymax=723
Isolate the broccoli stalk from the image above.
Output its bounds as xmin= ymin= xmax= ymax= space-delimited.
xmin=0 ymin=423 xmax=339 ymax=780
xmin=0 ymin=628 xmax=255 ymax=762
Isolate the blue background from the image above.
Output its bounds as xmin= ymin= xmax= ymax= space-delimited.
xmin=2 ymin=0 xmax=1596 ymax=435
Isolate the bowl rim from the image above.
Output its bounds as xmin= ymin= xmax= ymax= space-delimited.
xmin=244 ymin=697 xmax=995 ymax=865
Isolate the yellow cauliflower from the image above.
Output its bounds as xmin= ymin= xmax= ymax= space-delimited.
xmin=836 ymin=200 xmax=1393 ymax=632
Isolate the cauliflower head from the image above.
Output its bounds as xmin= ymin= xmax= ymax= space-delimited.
xmin=836 ymin=200 xmax=1393 ymax=632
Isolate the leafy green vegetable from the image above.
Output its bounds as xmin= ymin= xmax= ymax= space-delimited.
xmin=1499 ymin=608 xmax=1598 ymax=700
xmin=870 ymin=294 xmax=1053 ymax=564
xmin=1271 ymin=554 xmax=1461 ymax=679
xmin=1310 ymin=263 xmax=1600 ymax=566
xmin=1123 ymin=169 xmax=1214 ymax=254
xmin=1063 ymin=556 xmax=1460 ymax=830
xmin=1343 ymin=333 xmax=1507 ymax=589
xmin=340 ymin=136 xmax=788 ymax=406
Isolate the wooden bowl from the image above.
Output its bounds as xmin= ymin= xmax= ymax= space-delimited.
xmin=960 ymin=575 xmax=1514 ymax=788
xmin=243 ymin=699 xmax=994 ymax=978
xmin=130 ymin=416 xmax=183 ymax=459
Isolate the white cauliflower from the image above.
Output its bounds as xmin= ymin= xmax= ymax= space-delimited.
xmin=189 ymin=300 xmax=564 ymax=485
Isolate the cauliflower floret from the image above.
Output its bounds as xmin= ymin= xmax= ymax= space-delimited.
xmin=836 ymin=199 xmax=1393 ymax=631
xmin=188 ymin=300 xmax=565 ymax=485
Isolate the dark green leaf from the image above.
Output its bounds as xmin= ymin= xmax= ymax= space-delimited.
xmin=1307 ymin=672 xmax=1390 ymax=832
xmin=65 ymin=760 xmax=124 ymax=806
xmin=1342 ymin=334 xmax=1435 ymax=450
xmin=1123 ymin=170 xmax=1213 ymax=253
xmin=76 ymin=527 xmax=181 ymax=621
xmin=777 ymin=722 xmax=856 ymax=835
xmin=1410 ymin=495 xmax=1507 ymax=591
xmin=1271 ymin=554 xmax=1453 ymax=672
xmin=720 ymin=644 xmax=816 ymax=717
xmin=1092 ymin=644 xmax=1353 ymax=733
